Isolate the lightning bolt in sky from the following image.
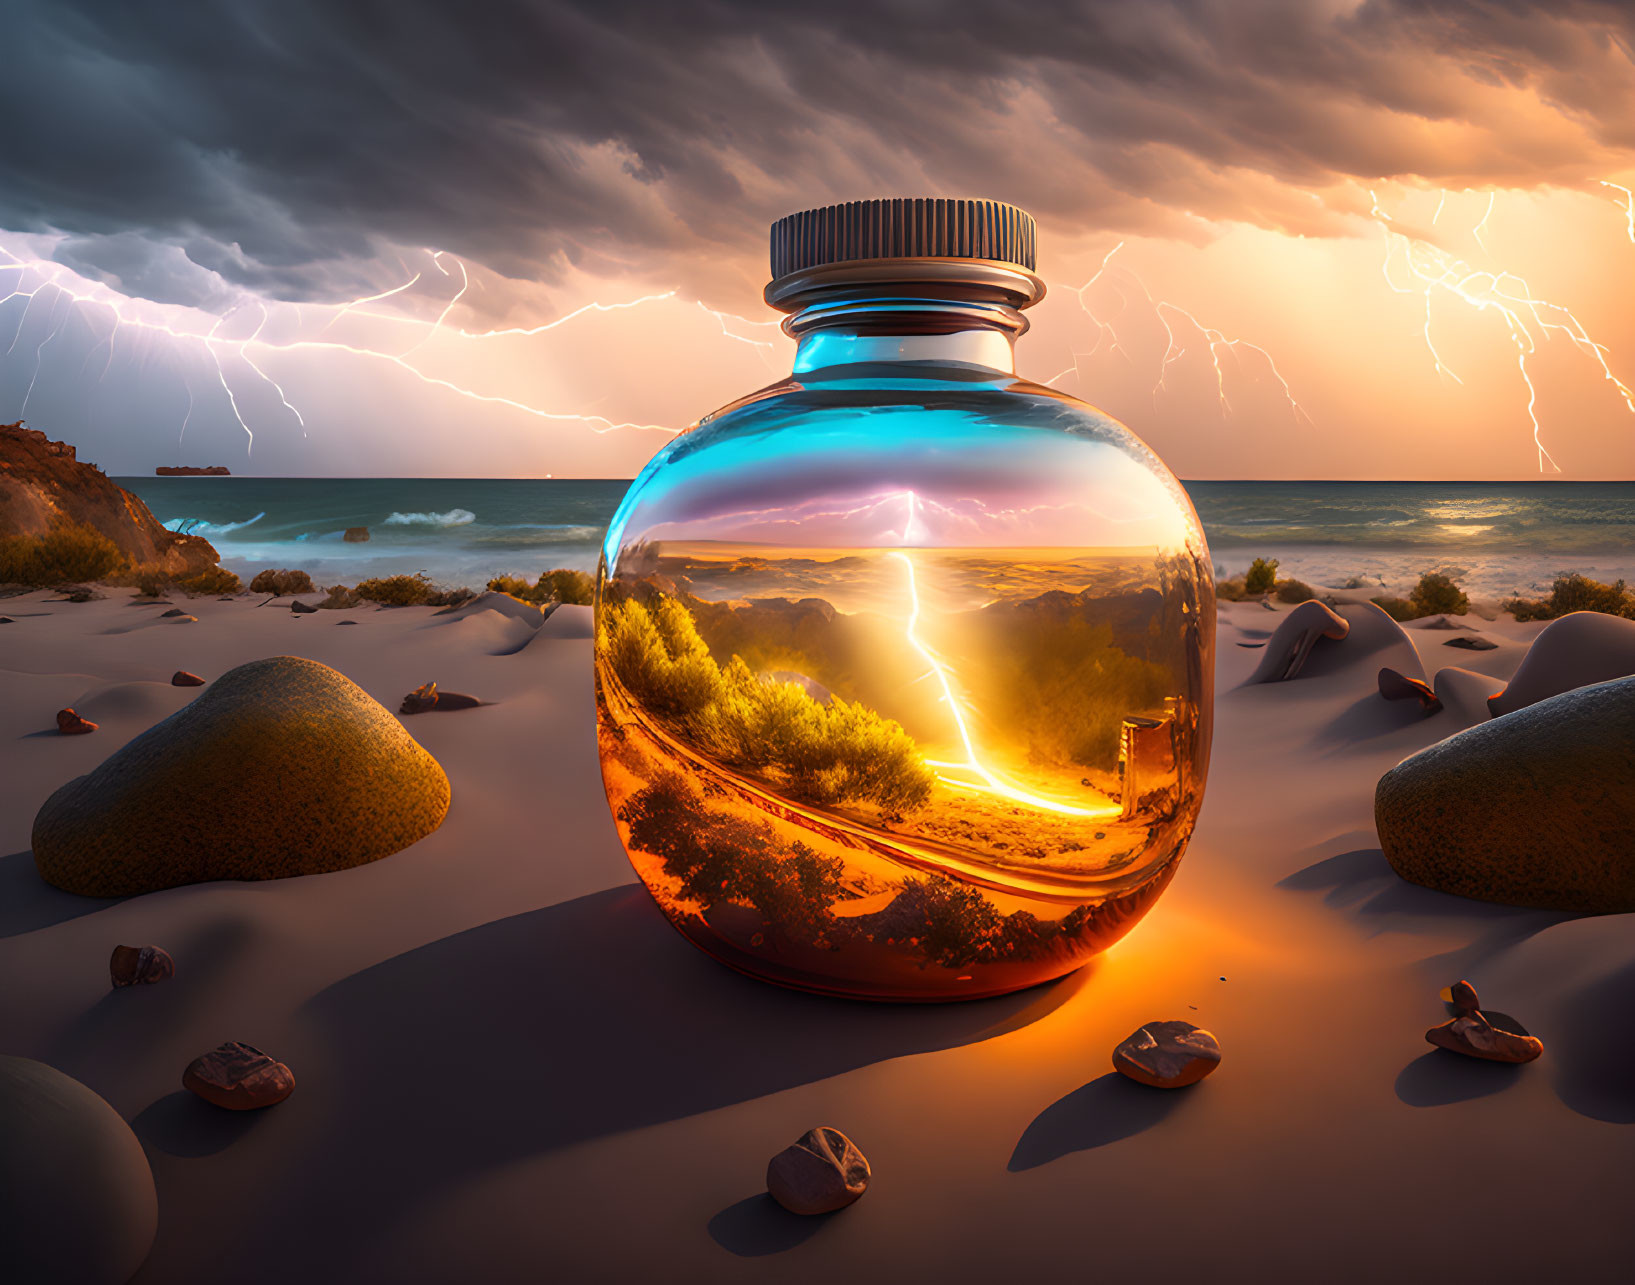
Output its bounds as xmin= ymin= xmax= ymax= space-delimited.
xmin=1043 ymin=244 xmax=1311 ymax=427
xmin=0 ymin=244 xmax=733 ymax=457
xmin=1369 ymin=188 xmax=1635 ymax=472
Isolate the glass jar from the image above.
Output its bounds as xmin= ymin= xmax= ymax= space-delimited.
xmin=595 ymin=198 xmax=1214 ymax=1001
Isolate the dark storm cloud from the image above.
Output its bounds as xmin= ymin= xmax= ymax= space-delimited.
xmin=3 ymin=0 xmax=1632 ymax=304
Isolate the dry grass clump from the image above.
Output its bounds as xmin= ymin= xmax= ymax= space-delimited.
xmin=1274 ymin=577 xmax=1316 ymax=603
xmin=1504 ymin=573 xmax=1635 ymax=621
xmin=350 ymin=574 xmax=473 ymax=607
xmin=317 ymin=584 xmax=361 ymax=610
xmin=249 ymin=568 xmax=316 ymax=596
xmin=0 ymin=524 xmax=126 ymax=585
xmin=174 ymin=565 xmax=242 ymax=596
xmin=486 ymin=568 xmax=595 ymax=606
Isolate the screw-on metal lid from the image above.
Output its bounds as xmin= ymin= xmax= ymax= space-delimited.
xmin=769 ymin=198 xmax=1038 ymax=281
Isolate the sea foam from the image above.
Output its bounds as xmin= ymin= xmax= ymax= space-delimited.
xmin=383 ymin=509 xmax=477 ymax=527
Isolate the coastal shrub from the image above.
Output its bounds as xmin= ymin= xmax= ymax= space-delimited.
xmin=249 ymin=568 xmax=316 ymax=596
xmin=1244 ymin=558 xmax=1279 ymax=595
xmin=175 ymin=565 xmax=242 ymax=596
xmin=0 ymin=524 xmax=126 ymax=585
xmin=487 ymin=568 xmax=595 ymax=606
xmin=1504 ymin=573 xmax=1635 ymax=621
xmin=602 ymin=595 xmax=933 ymax=812
xmin=620 ymin=770 xmax=847 ymax=944
xmin=426 ymin=586 xmax=476 ymax=608
xmin=1370 ymin=596 xmax=1415 ymax=622
xmin=1214 ymin=575 xmax=1248 ymax=602
xmin=355 ymin=573 xmax=435 ymax=606
xmin=1409 ymin=572 xmax=1469 ymax=617
xmin=1274 ymin=577 xmax=1315 ymax=603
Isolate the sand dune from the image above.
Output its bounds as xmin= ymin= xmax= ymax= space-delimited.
xmin=0 ymin=589 xmax=1630 ymax=1282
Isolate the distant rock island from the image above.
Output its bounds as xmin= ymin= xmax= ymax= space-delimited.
xmin=0 ymin=421 xmax=220 ymax=576
xmin=155 ymin=465 xmax=231 ymax=476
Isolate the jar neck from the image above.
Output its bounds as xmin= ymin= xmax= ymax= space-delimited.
xmin=767 ymin=259 xmax=1044 ymax=377
xmin=792 ymin=313 xmax=1019 ymax=375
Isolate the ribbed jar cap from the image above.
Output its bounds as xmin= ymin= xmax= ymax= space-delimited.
xmin=769 ymin=198 xmax=1037 ymax=280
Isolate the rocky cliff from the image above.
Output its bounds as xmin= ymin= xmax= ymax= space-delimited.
xmin=0 ymin=422 xmax=221 ymax=576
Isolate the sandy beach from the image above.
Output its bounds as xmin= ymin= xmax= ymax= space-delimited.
xmin=1 ymin=586 xmax=1629 ymax=1282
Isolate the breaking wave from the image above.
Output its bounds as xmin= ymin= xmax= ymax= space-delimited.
xmin=163 ymin=512 xmax=266 ymax=536
xmin=382 ymin=508 xmax=477 ymax=527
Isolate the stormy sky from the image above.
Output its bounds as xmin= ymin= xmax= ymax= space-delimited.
xmin=2 ymin=0 xmax=1634 ymax=478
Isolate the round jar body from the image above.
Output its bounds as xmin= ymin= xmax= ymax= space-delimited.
xmin=595 ymin=357 xmax=1214 ymax=1000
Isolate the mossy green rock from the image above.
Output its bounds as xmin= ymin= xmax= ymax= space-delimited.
xmin=1376 ymin=675 xmax=1635 ymax=912
xmin=33 ymin=655 xmax=450 ymax=896
xmin=0 ymin=1056 xmax=157 ymax=1284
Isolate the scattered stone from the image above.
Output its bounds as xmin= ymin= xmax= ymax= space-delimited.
xmin=56 ymin=708 xmax=97 ymax=735
xmin=290 ymin=600 xmax=318 ymax=614
xmin=337 ymin=619 xmax=359 ymax=626
xmin=171 ymin=670 xmax=206 ymax=686
xmin=343 ymin=526 xmax=370 ymax=542
xmin=0 ymin=616 xmax=13 ymax=623
xmin=32 ymin=655 xmax=450 ymax=895
xmin=109 ymin=945 xmax=175 ymax=988
xmin=182 ymin=1041 xmax=295 ymax=1110
xmin=401 ymin=681 xmax=439 ymax=714
xmin=1259 ymin=598 xmax=1277 ymax=610
xmin=168 ymin=614 xmax=198 ymax=623
xmin=399 ymin=681 xmax=482 ymax=714
xmin=1444 ymin=635 xmax=1498 ymax=651
xmin=1378 ymin=666 xmax=1442 ymax=711
xmin=65 ymin=590 xmax=95 ymax=603
xmin=160 ymin=608 xmax=188 ymax=618
xmin=1113 ymin=1019 xmax=1222 ymax=1088
xmin=1448 ymin=979 xmax=1480 ymax=1016
xmin=1244 ymin=600 xmax=1350 ymax=683
xmin=0 ymin=1055 xmax=157 ymax=1284
xmin=1426 ymin=1012 xmax=1543 ymax=1064
xmin=1415 ymin=615 xmax=1469 ymax=631
xmin=1376 ymin=674 xmax=1635 ymax=911
xmin=766 ymin=1126 xmax=870 ymax=1215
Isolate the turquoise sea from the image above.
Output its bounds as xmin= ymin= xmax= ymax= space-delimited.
xmin=117 ymin=477 xmax=1635 ymax=602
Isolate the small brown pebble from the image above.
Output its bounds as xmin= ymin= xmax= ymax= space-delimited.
xmin=400 ymin=681 xmax=439 ymax=715
xmin=0 ymin=616 xmax=14 ymax=624
xmin=1426 ymin=1012 xmax=1543 ymax=1064
xmin=290 ymin=600 xmax=318 ymax=614
xmin=766 ymin=1126 xmax=870 ymax=1216
xmin=171 ymin=671 xmax=206 ymax=687
xmin=182 ymin=1041 xmax=296 ymax=1110
xmin=110 ymin=944 xmax=175 ymax=987
xmin=1449 ymin=979 xmax=1480 ymax=1016
xmin=56 ymin=708 xmax=98 ymax=735
xmin=1113 ymin=1019 xmax=1222 ymax=1088
xmin=160 ymin=608 xmax=188 ymax=618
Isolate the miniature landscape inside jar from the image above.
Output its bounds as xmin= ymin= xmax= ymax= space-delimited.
xmin=596 ymin=386 xmax=1215 ymax=1000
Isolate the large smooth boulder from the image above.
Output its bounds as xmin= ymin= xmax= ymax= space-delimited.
xmin=1376 ymin=675 xmax=1635 ymax=911
xmin=0 ymin=1056 xmax=157 ymax=1284
xmin=34 ymin=655 xmax=450 ymax=896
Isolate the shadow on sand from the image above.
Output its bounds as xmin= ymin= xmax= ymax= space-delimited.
xmin=0 ymin=849 xmax=121 ymax=938
xmin=707 ymin=1194 xmax=833 ymax=1256
xmin=262 ymin=884 xmax=1076 ymax=1267
xmin=1394 ymin=1051 xmax=1524 ymax=1107
xmin=134 ymin=1090 xmax=268 ymax=1158
xmin=1549 ymin=958 xmax=1635 ymax=1124
xmin=1008 ymin=1072 xmax=1187 ymax=1170
xmin=1277 ymin=847 xmax=1574 ymax=977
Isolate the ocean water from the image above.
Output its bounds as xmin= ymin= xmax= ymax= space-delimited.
xmin=116 ymin=476 xmax=1635 ymax=602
